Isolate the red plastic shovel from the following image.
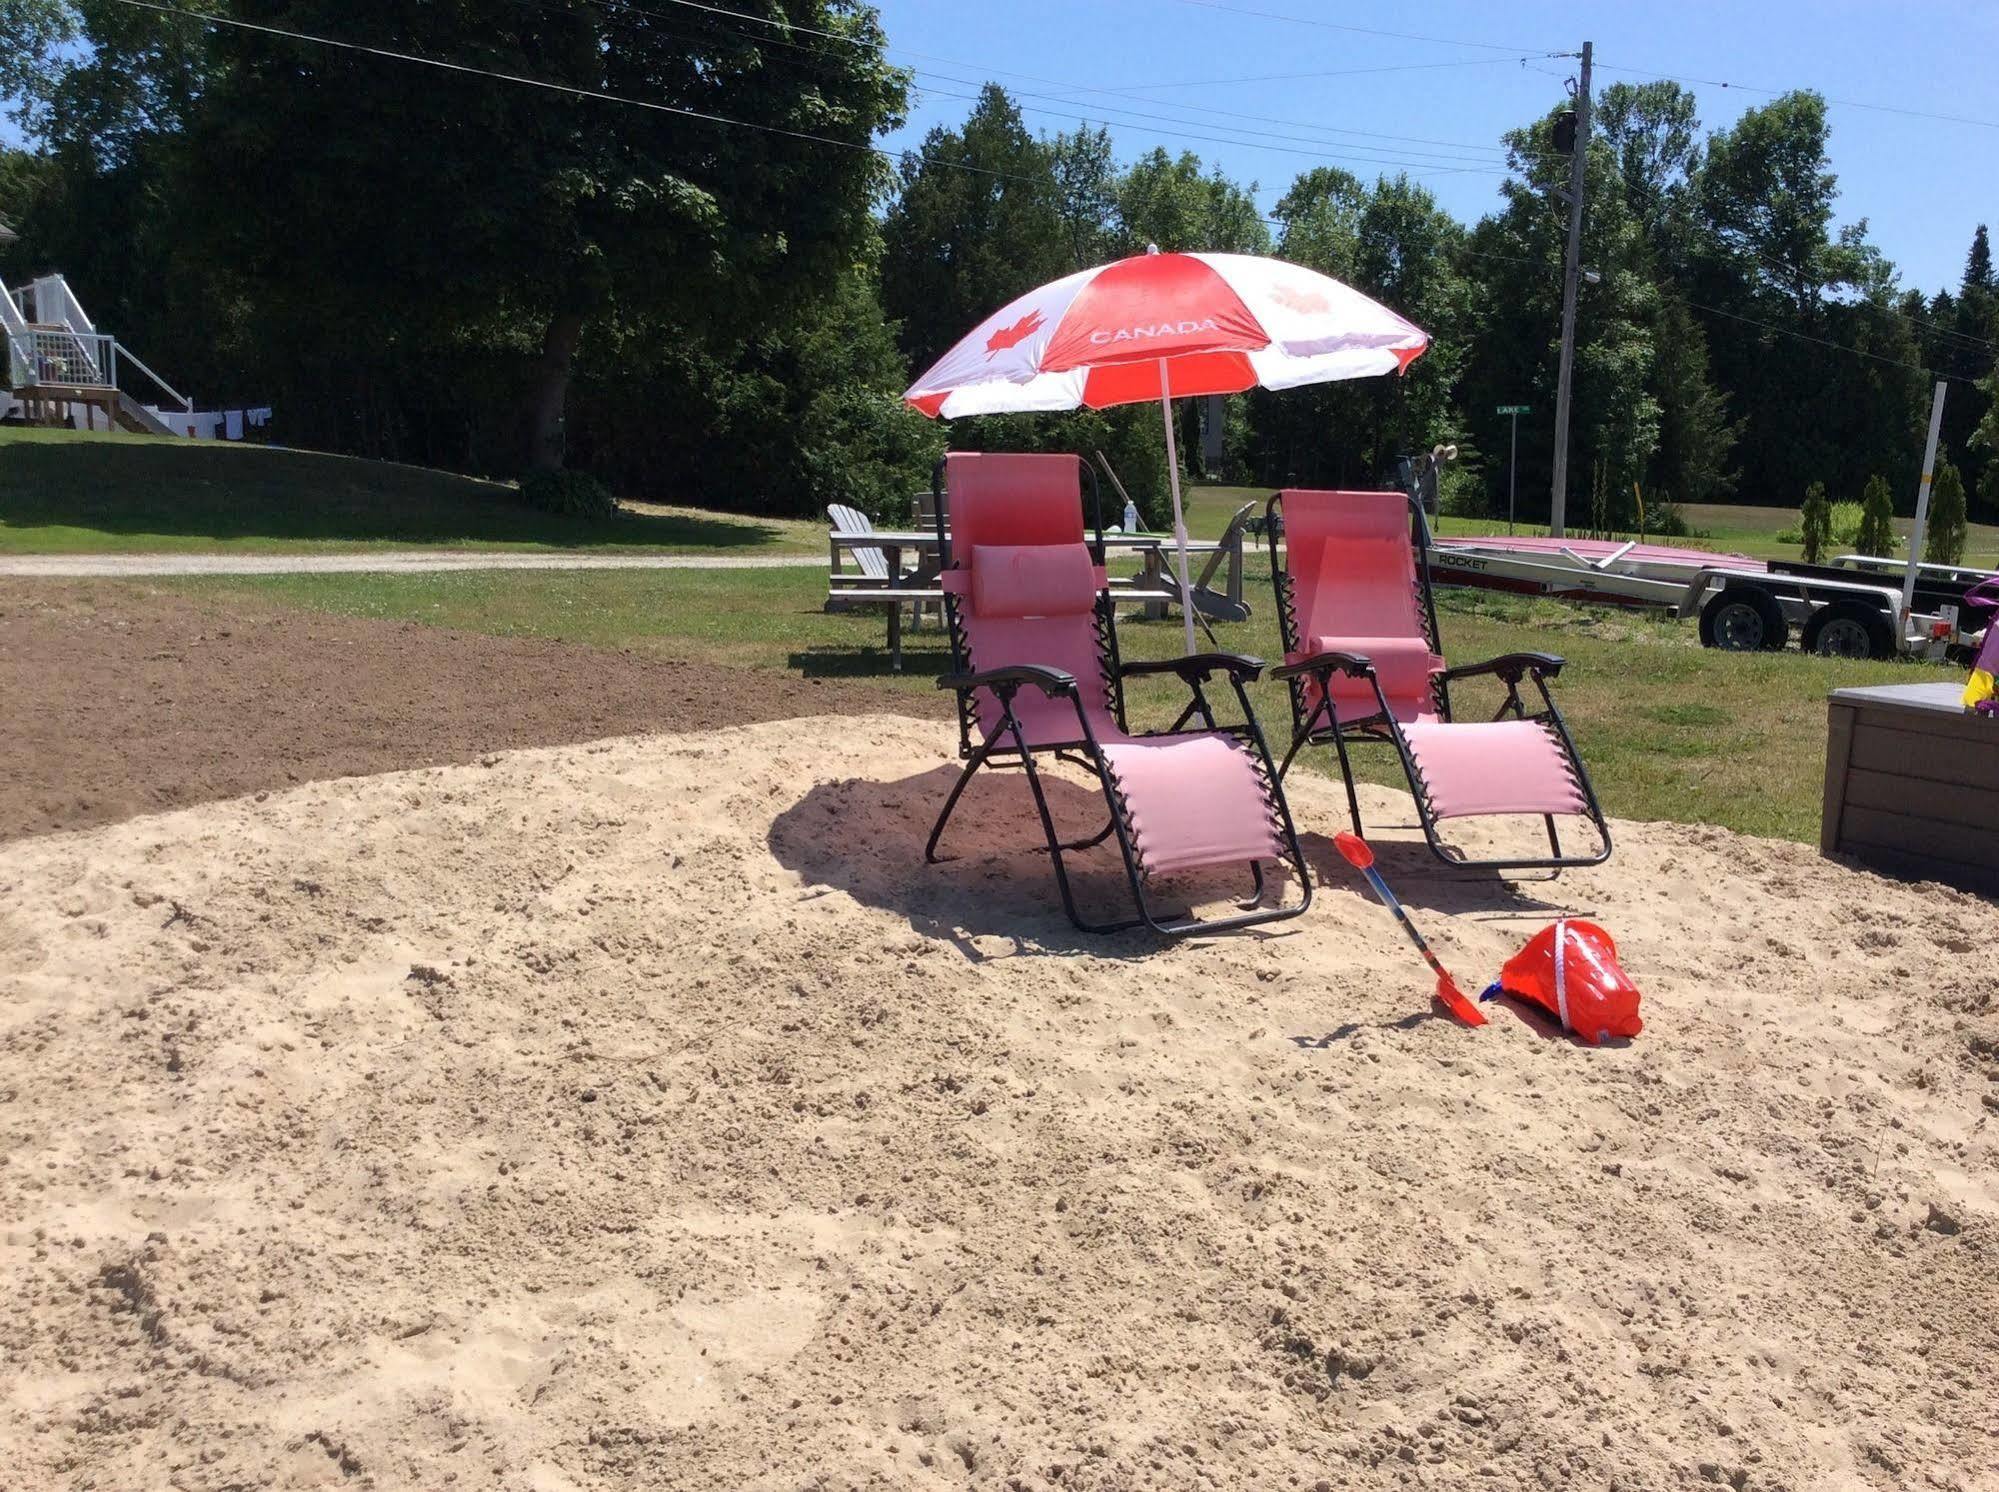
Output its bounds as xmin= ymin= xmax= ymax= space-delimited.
xmin=1333 ymin=831 xmax=1486 ymax=1028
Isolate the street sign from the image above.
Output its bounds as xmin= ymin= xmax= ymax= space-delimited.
xmin=1496 ymin=404 xmax=1531 ymax=415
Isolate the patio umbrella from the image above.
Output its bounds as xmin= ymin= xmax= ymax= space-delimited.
xmin=903 ymin=247 xmax=1429 ymax=654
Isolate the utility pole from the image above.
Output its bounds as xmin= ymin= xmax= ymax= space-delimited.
xmin=1549 ymin=39 xmax=1592 ymax=539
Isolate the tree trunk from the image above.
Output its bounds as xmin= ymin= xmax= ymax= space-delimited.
xmin=525 ymin=309 xmax=586 ymax=473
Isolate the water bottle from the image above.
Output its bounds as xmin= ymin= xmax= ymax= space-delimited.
xmin=1122 ymin=497 xmax=1139 ymax=533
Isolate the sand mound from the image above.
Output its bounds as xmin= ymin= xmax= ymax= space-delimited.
xmin=2 ymin=714 xmax=1993 ymax=1491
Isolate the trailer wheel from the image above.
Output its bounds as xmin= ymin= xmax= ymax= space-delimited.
xmin=1802 ymin=602 xmax=1894 ymax=659
xmin=1699 ymin=587 xmax=1788 ymax=652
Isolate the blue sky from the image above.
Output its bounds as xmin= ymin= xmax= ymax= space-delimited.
xmin=874 ymin=0 xmax=1999 ymax=297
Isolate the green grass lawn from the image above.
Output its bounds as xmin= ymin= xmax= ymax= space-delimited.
xmin=9 ymin=431 xmax=1993 ymax=570
xmin=167 ymin=559 xmax=1953 ymax=844
xmin=12 ymin=432 xmax=1980 ymax=843
xmin=0 ymin=428 xmax=826 ymax=555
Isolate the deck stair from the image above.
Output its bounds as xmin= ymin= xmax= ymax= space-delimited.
xmin=4 ymin=273 xmax=194 ymax=434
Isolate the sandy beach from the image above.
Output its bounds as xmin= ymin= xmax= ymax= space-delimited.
xmin=2 ymin=714 xmax=1993 ymax=1490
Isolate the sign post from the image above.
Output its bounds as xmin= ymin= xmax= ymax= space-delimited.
xmin=1497 ymin=405 xmax=1531 ymax=534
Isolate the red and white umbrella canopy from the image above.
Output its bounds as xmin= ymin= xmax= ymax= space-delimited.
xmin=904 ymin=250 xmax=1428 ymax=418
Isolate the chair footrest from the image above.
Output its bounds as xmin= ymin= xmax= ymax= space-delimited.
xmin=1401 ymin=719 xmax=1588 ymax=819
xmin=1098 ymin=732 xmax=1285 ymax=878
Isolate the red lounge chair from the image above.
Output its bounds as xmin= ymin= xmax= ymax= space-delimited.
xmin=927 ymin=452 xmax=1312 ymax=936
xmin=1265 ymin=489 xmax=1611 ymax=871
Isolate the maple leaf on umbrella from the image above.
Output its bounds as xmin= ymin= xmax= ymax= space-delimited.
xmin=984 ymin=309 xmax=1045 ymax=357
xmin=1270 ymin=283 xmax=1330 ymax=316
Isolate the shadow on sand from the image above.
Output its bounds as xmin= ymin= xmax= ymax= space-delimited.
xmin=768 ymin=763 xmax=1306 ymax=959
xmin=1294 ymin=827 xmax=1594 ymax=922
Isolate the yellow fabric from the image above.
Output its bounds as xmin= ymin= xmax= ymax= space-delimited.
xmin=1965 ymin=668 xmax=1996 ymax=709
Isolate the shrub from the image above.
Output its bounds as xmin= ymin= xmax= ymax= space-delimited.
xmin=520 ymin=468 xmax=617 ymax=519
xmin=1437 ymin=462 xmax=1489 ymax=520
xmin=1805 ymin=498 xmax=1886 ymax=553
xmin=1798 ymin=481 xmax=1831 ymax=563
xmin=1644 ymin=495 xmax=1695 ymax=538
xmin=1853 ymin=474 xmax=1897 ymax=558
xmin=1925 ymin=460 xmax=1967 ymax=565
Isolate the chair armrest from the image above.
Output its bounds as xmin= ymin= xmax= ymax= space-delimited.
xmin=1437 ymin=651 xmax=1565 ymax=685
xmin=936 ymin=664 xmax=1078 ymax=697
xmin=1270 ymin=649 xmax=1375 ymax=682
xmin=1120 ymin=652 xmax=1265 ymax=684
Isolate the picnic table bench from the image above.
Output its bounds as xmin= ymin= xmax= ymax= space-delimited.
xmin=826 ymin=503 xmax=1254 ymax=671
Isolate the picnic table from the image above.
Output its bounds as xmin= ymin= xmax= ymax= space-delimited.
xmin=827 ymin=517 xmax=1251 ymax=670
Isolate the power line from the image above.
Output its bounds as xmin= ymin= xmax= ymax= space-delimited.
xmin=593 ymin=0 xmax=1523 ymax=173
xmin=639 ymin=0 xmax=1555 ymax=158
xmin=1594 ymin=62 xmax=1999 ymax=133
xmin=1159 ymin=0 xmax=1562 ymax=55
xmin=1676 ymin=295 xmax=1978 ymax=383
xmin=904 ymin=76 xmax=1515 ymax=177
xmin=1096 ymin=54 xmax=1565 ymax=95
xmin=1134 ymin=0 xmax=1999 ymax=136
xmin=73 ymin=0 xmax=1270 ymax=233
xmin=96 ymin=0 xmax=1993 ymax=386
xmin=523 ymin=0 xmax=1529 ymax=174
xmin=102 ymin=1 xmax=992 ymax=180
xmin=1696 ymin=233 xmax=1999 ymax=355
xmin=113 ymin=0 xmax=1516 ymax=206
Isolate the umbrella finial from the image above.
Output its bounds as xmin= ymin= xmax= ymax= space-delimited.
xmin=1145 ymin=242 xmax=1160 ymax=255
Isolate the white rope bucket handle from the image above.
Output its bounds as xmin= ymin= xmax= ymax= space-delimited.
xmin=1553 ymin=918 xmax=1571 ymax=1033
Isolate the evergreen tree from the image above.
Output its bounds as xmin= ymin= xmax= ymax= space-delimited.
xmin=880 ymin=86 xmax=1067 ymax=376
xmin=1941 ymin=225 xmax=1997 ymax=495
xmin=1799 ymin=480 xmax=1831 ymax=562
xmin=1925 ymin=459 xmax=1967 ymax=565
xmin=1974 ymin=366 xmax=1999 ymax=521
xmin=1048 ymin=126 xmax=1118 ymax=271
xmin=1967 ymin=225 xmax=1995 ymax=292
xmin=1855 ymin=473 xmax=1897 ymax=557
xmin=1648 ymin=298 xmax=1737 ymax=504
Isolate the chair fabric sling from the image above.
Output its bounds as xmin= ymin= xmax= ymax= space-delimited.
xmin=1267 ymin=488 xmax=1611 ymax=871
xmin=928 ymin=451 xmax=1312 ymax=936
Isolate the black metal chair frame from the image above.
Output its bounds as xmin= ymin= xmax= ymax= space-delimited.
xmin=1264 ymin=490 xmax=1612 ymax=872
xmin=925 ymin=458 xmax=1313 ymax=937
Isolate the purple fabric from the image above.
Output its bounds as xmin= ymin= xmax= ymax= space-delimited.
xmin=1966 ymin=580 xmax=1999 ymax=673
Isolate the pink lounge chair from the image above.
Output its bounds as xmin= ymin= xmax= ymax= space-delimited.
xmin=927 ymin=452 xmax=1312 ymax=936
xmin=1265 ymin=489 xmax=1611 ymax=871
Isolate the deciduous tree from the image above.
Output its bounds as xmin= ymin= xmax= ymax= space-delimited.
xmin=182 ymin=0 xmax=908 ymax=472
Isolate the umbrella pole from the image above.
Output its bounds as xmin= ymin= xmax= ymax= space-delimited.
xmin=1158 ymin=359 xmax=1198 ymax=657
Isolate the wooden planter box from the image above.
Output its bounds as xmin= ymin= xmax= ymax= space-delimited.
xmin=1822 ymin=682 xmax=1999 ymax=894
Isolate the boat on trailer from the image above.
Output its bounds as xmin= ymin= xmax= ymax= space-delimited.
xmin=1423 ymin=532 xmax=1992 ymax=661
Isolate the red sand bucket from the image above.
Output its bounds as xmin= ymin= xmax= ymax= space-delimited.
xmin=1486 ymin=919 xmax=1643 ymax=1044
